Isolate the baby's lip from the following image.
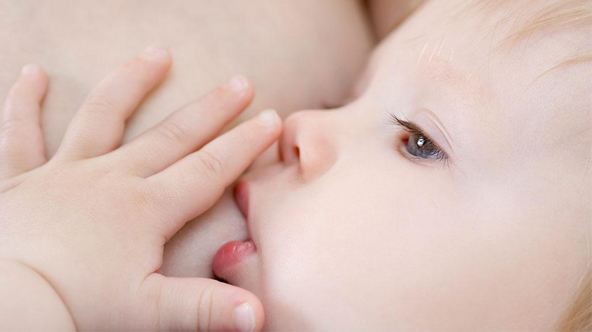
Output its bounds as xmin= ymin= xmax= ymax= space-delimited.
xmin=212 ymin=181 xmax=255 ymax=278
xmin=212 ymin=239 xmax=256 ymax=278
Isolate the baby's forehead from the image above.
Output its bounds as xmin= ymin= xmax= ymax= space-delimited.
xmin=368 ymin=0 xmax=590 ymax=168
xmin=395 ymin=1 xmax=589 ymax=63
xmin=383 ymin=0 xmax=591 ymax=76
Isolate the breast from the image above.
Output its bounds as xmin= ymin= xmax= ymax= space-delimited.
xmin=0 ymin=0 xmax=374 ymax=155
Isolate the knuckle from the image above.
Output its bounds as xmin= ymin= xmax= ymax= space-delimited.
xmin=83 ymin=93 xmax=117 ymax=115
xmin=196 ymin=150 xmax=224 ymax=178
xmin=156 ymin=121 xmax=190 ymax=144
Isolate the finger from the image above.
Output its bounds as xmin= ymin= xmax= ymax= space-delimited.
xmin=0 ymin=64 xmax=48 ymax=179
xmin=112 ymin=75 xmax=253 ymax=176
xmin=54 ymin=46 xmax=171 ymax=161
xmin=147 ymin=110 xmax=281 ymax=239
xmin=141 ymin=274 xmax=264 ymax=332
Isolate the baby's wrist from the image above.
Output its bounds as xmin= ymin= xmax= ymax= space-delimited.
xmin=0 ymin=259 xmax=75 ymax=331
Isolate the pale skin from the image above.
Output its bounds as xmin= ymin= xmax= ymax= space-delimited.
xmin=0 ymin=0 xmax=376 ymax=280
xmin=3 ymin=0 xmax=587 ymax=330
xmin=0 ymin=48 xmax=280 ymax=331
xmin=214 ymin=0 xmax=591 ymax=330
xmin=0 ymin=1 xmax=420 ymax=329
xmin=0 ymin=0 xmax=418 ymax=282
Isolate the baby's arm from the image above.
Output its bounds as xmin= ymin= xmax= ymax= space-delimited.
xmin=0 ymin=48 xmax=278 ymax=330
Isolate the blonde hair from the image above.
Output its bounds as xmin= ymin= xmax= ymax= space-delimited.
xmin=509 ymin=0 xmax=592 ymax=41
xmin=468 ymin=0 xmax=592 ymax=75
xmin=514 ymin=2 xmax=591 ymax=330
xmin=507 ymin=0 xmax=592 ymax=77
xmin=470 ymin=1 xmax=592 ymax=330
xmin=513 ymin=1 xmax=592 ymax=329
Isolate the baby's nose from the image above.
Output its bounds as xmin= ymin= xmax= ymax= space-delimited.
xmin=280 ymin=110 xmax=338 ymax=181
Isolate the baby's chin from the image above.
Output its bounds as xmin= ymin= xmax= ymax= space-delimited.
xmin=161 ymin=187 xmax=248 ymax=278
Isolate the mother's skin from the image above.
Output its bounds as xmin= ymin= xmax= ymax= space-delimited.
xmin=0 ymin=0 xmax=374 ymax=277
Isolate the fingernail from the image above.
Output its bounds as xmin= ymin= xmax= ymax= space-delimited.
xmin=233 ymin=303 xmax=256 ymax=332
xmin=228 ymin=75 xmax=249 ymax=92
xmin=141 ymin=46 xmax=169 ymax=61
xmin=21 ymin=64 xmax=41 ymax=76
xmin=257 ymin=109 xmax=280 ymax=128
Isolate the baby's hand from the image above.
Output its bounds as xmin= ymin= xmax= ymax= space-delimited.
xmin=0 ymin=47 xmax=278 ymax=331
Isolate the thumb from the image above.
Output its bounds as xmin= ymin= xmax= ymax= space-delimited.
xmin=141 ymin=274 xmax=264 ymax=331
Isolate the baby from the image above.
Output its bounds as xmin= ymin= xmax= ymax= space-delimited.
xmin=209 ymin=0 xmax=591 ymax=330
xmin=0 ymin=0 xmax=590 ymax=331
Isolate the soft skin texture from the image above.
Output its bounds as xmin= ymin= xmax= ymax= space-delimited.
xmin=0 ymin=0 xmax=372 ymax=153
xmin=215 ymin=1 xmax=592 ymax=330
xmin=0 ymin=0 xmax=374 ymax=279
xmin=0 ymin=260 xmax=75 ymax=331
xmin=0 ymin=50 xmax=281 ymax=330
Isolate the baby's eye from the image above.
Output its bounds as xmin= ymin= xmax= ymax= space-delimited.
xmin=403 ymin=132 xmax=444 ymax=159
xmin=390 ymin=113 xmax=447 ymax=161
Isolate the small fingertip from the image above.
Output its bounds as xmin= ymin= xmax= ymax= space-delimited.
xmin=227 ymin=75 xmax=250 ymax=92
xmin=17 ymin=64 xmax=48 ymax=97
xmin=234 ymin=303 xmax=256 ymax=332
xmin=21 ymin=64 xmax=40 ymax=75
xmin=20 ymin=64 xmax=46 ymax=80
xmin=257 ymin=109 xmax=281 ymax=130
xmin=140 ymin=46 xmax=171 ymax=63
xmin=232 ymin=292 xmax=264 ymax=332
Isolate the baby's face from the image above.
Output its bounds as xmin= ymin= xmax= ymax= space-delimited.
xmin=215 ymin=1 xmax=591 ymax=330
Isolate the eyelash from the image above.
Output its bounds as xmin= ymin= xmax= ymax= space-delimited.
xmin=389 ymin=113 xmax=448 ymax=163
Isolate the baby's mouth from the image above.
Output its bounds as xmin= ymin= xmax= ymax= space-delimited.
xmin=212 ymin=181 xmax=256 ymax=278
